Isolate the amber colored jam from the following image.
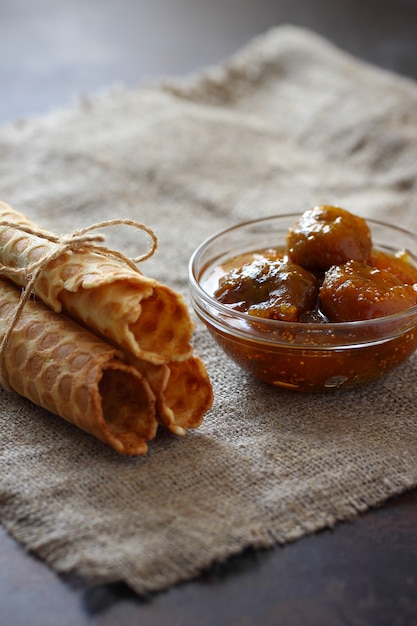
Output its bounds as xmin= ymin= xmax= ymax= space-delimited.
xmin=205 ymin=244 xmax=417 ymax=392
xmin=206 ymin=324 xmax=417 ymax=391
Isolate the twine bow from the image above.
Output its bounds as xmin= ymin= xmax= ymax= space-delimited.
xmin=0 ymin=218 xmax=158 ymax=391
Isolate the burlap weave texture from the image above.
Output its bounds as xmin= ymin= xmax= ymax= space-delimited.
xmin=0 ymin=26 xmax=417 ymax=594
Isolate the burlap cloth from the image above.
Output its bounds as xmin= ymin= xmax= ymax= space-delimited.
xmin=0 ymin=25 xmax=417 ymax=595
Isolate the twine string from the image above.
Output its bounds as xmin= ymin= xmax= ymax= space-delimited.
xmin=0 ymin=218 xmax=158 ymax=390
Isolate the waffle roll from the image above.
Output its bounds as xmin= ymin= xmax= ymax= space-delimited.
xmin=0 ymin=201 xmax=213 ymax=453
xmin=0 ymin=278 xmax=157 ymax=455
xmin=132 ymin=356 xmax=214 ymax=436
xmin=0 ymin=201 xmax=194 ymax=365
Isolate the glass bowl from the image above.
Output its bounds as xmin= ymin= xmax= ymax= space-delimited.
xmin=189 ymin=214 xmax=417 ymax=392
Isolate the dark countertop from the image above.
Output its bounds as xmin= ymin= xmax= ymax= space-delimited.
xmin=1 ymin=0 xmax=417 ymax=123
xmin=1 ymin=1 xmax=417 ymax=624
xmin=1 ymin=491 xmax=417 ymax=625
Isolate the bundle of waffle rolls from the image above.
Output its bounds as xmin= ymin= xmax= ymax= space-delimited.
xmin=0 ymin=200 xmax=213 ymax=455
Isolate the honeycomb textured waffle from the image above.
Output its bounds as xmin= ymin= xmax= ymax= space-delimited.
xmin=0 ymin=278 xmax=157 ymax=455
xmin=0 ymin=201 xmax=194 ymax=364
xmin=132 ymin=356 xmax=214 ymax=435
xmin=160 ymin=357 xmax=214 ymax=434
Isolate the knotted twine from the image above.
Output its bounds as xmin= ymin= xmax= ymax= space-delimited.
xmin=0 ymin=217 xmax=158 ymax=391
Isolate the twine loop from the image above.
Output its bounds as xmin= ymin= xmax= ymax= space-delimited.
xmin=0 ymin=218 xmax=158 ymax=390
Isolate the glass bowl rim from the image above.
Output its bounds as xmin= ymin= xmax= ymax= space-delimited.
xmin=189 ymin=212 xmax=417 ymax=334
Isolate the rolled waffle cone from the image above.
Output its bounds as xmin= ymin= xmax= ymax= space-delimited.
xmin=0 ymin=278 xmax=157 ymax=455
xmin=161 ymin=357 xmax=214 ymax=434
xmin=133 ymin=356 xmax=214 ymax=435
xmin=0 ymin=201 xmax=194 ymax=365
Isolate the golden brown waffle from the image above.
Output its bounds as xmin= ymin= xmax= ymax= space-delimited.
xmin=132 ymin=356 xmax=213 ymax=435
xmin=0 ymin=201 xmax=214 ymax=452
xmin=0 ymin=278 xmax=157 ymax=455
xmin=0 ymin=201 xmax=194 ymax=364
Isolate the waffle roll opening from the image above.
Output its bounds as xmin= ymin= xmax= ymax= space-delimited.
xmin=131 ymin=356 xmax=214 ymax=436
